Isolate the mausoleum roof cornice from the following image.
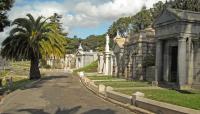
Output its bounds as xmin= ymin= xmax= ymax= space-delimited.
xmin=153 ymin=8 xmax=200 ymax=28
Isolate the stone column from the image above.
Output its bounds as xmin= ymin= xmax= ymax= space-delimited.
xmin=104 ymin=52 xmax=109 ymax=75
xmin=163 ymin=42 xmax=169 ymax=82
xmin=104 ymin=34 xmax=110 ymax=75
xmin=110 ymin=55 xmax=113 ymax=75
xmin=155 ymin=40 xmax=163 ymax=83
xmin=81 ymin=55 xmax=84 ymax=68
xmin=114 ymin=56 xmax=118 ymax=76
xmin=187 ymin=38 xmax=193 ymax=85
xmin=178 ymin=38 xmax=187 ymax=88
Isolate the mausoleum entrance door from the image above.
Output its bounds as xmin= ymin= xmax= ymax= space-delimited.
xmin=170 ymin=46 xmax=178 ymax=83
xmin=78 ymin=58 xmax=81 ymax=68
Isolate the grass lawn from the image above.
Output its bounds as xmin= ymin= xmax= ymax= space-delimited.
xmin=10 ymin=61 xmax=30 ymax=76
xmin=2 ymin=76 xmax=33 ymax=92
xmin=87 ymin=75 xmax=118 ymax=80
xmin=74 ymin=60 xmax=98 ymax=73
xmin=116 ymin=88 xmax=200 ymax=110
xmin=11 ymin=61 xmax=30 ymax=68
xmin=87 ymin=75 xmax=200 ymax=110
xmin=95 ymin=81 xmax=150 ymax=88
xmin=0 ymin=61 xmax=33 ymax=93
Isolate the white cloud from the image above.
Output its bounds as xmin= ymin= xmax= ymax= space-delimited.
xmin=0 ymin=0 xmax=166 ymax=42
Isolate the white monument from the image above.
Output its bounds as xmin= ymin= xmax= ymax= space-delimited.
xmin=103 ymin=34 xmax=114 ymax=75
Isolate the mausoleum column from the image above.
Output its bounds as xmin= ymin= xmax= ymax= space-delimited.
xmin=155 ymin=40 xmax=163 ymax=83
xmin=178 ymin=38 xmax=187 ymax=88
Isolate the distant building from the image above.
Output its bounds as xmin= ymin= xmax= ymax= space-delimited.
xmin=75 ymin=44 xmax=98 ymax=69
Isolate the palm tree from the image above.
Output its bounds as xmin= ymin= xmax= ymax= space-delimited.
xmin=1 ymin=14 xmax=66 ymax=79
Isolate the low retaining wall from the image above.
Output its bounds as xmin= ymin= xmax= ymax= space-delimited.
xmin=106 ymin=90 xmax=132 ymax=104
xmin=135 ymin=97 xmax=200 ymax=114
xmin=80 ymin=76 xmax=200 ymax=114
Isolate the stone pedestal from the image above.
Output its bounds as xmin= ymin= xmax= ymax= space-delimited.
xmin=104 ymin=52 xmax=110 ymax=75
xmin=98 ymin=53 xmax=104 ymax=73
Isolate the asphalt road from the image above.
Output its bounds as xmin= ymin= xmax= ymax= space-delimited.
xmin=0 ymin=70 xmax=134 ymax=114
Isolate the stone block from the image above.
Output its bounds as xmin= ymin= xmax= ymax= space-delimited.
xmin=106 ymin=90 xmax=132 ymax=104
xmin=98 ymin=84 xmax=106 ymax=93
xmin=106 ymin=86 xmax=113 ymax=91
xmin=132 ymin=92 xmax=145 ymax=105
xmin=79 ymin=72 xmax=84 ymax=78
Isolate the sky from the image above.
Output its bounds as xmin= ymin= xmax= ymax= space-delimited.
xmin=0 ymin=0 xmax=165 ymax=43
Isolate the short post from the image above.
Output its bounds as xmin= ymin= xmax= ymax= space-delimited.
xmin=132 ymin=92 xmax=144 ymax=106
xmin=105 ymin=86 xmax=113 ymax=98
xmin=6 ymin=77 xmax=13 ymax=90
xmin=98 ymin=84 xmax=106 ymax=95
xmin=79 ymin=72 xmax=84 ymax=78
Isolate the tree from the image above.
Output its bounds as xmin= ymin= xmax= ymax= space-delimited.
xmin=1 ymin=14 xmax=66 ymax=79
xmin=108 ymin=17 xmax=131 ymax=38
xmin=132 ymin=7 xmax=153 ymax=31
xmin=150 ymin=1 xmax=165 ymax=19
xmin=50 ymin=13 xmax=68 ymax=36
xmin=65 ymin=37 xmax=81 ymax=54
xmin=108 ymin=7 xmax=153 ymax=38
xmin=0 ymin=0 xmax=14 ymax=32
xmin=82 ymin=34 xmax=106 ymax=52
xmin=167 ymin=0 xmax=200 ymax=11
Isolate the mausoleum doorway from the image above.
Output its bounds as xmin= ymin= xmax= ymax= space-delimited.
xmin=170 ymin=46 xmax=178 ymax=83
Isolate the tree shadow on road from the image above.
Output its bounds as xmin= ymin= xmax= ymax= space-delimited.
xmin=17 ymin=106 xmax=116 ymax=114
xmin=82 ymin=109 xmax=116 ymax=114
xmin=21 ymin=75 xmax=69 ymax=90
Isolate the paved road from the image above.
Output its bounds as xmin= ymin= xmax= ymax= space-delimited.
xmin=0 ymin=71 xmax=134 ymax=114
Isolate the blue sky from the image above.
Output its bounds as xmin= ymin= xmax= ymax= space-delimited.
xmin=0 ymin=0 xmax=165 ymax=42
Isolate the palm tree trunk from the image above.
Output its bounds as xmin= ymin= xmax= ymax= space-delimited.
xmin=30 ymin=57 xmax=41 ymax=80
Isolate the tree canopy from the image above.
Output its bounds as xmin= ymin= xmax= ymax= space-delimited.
xmin=65 ymin=34 xmax=106 ymax=54
xmin=0 ymin=0 xmax=14 ymax=32
xmin=107 ymin=0 xmax=200 ymax=38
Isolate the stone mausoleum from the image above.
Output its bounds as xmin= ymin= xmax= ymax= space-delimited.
xmin=124 ymin=27 xmax=155 ymax=80
xmin=154 ymin=8 xmax=200 ymax=89
xmin=111 ymin=28 xmax=155 ymax=81
xmin=75 ymin=44 xmax=98 ymax=69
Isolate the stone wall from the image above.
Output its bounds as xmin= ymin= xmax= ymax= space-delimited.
xmin=123 ymin=27 xmax=156 ymax=80
xmin=145 ymin=66 xmax=155 ymax=82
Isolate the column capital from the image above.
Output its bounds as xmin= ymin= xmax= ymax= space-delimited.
xmin=178 ymin=38 xmax=187 ymax=42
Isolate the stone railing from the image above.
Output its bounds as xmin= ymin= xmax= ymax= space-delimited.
xmin=80 ymin=76 xmax=200 ymax=114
